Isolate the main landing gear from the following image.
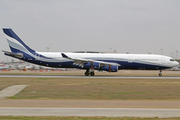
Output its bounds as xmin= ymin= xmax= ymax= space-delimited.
xmin=158 ymin=70 xmax=162 ymax=77
xmin=85 ymin=69 xmax=95 ymax=76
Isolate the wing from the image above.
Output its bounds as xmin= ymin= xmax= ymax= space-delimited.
xmin=61 ymin=53 xmax=120 ymax=67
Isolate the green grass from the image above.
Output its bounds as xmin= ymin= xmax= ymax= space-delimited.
xmin=0 ymin=116 xmax=180 ymax=120
xmin=0 ymin=77 xmax=180 ymax=100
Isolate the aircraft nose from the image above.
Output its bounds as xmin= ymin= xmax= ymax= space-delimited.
xmin=175 ymin=61 xmax=179 ymax=66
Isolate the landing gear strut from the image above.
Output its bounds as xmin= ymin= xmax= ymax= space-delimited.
xmin=158 ymin=70 xmax=162 ymax=77
xmin=85 ymin=69 xmax=95 ymax=76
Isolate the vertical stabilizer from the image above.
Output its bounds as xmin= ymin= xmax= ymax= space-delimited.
xmin=3 ymin=28 xmax=35 ymax=53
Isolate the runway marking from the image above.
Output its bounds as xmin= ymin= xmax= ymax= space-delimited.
xmin=0 ymin=107 xmax=180 ymax=118
xmin=1 ymin=75 xmax=180 ymax=79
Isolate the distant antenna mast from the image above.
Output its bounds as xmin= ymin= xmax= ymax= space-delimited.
xmin=47 ymin=47 xmax=50 ymax=52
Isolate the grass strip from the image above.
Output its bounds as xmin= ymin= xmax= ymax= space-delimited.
xmin=0 ymin=77 xmax=180 ymax=100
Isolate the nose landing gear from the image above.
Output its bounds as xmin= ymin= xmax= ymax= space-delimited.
xmin=158 ymin=70 xmax=162 ymax=77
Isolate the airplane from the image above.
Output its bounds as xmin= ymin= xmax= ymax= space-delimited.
xmin=2 ymin=28 xmax=179 ymax=76
xmin=0 ymin=62 xmax=10 ymax=70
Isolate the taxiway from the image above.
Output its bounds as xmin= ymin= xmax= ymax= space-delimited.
xmin=0 ymin=107 xmax=180 ymax=118
xmin=1 ymin=75 xmax=180 ymax=79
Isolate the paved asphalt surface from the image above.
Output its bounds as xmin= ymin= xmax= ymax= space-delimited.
xmin=0 ymin=85 xmax=28 ymax=99
xmin=0 ymin=107 xmax=180 ymax=118
xmin=1 ymin=75 xmax=180 ymax=79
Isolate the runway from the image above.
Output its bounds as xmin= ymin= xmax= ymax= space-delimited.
xmin=0 ymin=107 xmax=180 ymax=118
xmin=1 ymin=75 xmax=180 ymax=79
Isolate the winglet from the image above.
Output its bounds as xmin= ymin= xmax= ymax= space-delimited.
xmin=61 ymin=53 xmax=69 ymax=58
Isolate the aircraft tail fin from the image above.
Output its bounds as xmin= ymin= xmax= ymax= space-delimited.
xmin=1 ymin=62 xmax=5 ymax=67
xmin=2 ymin=28 xmax=35 ymax=53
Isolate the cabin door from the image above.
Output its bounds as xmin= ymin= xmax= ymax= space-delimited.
xmin=35 ymin=54 xmax=40 ymax=60
xmin=160 ymin=57 xmax=166 ymax=64
xmin=128 ymin=56 xmax=133 ymax=63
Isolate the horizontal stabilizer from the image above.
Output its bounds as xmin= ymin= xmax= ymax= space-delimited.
xmin=2 ymin=50 xmax=23 ymax=58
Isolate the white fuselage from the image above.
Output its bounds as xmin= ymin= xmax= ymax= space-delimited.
xmin=36 ymin=52 xmax=179 ymax=70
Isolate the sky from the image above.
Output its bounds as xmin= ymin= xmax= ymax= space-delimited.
xmin=0 ymin=0 xmax=180 ymax=62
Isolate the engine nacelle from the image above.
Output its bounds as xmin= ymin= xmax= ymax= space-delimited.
xmin=83 ymin=62 xmax=100 ymax=69
xmin=101 ymin=65 xmax=118 ymax=72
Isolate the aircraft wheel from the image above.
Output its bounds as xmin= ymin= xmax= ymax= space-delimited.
xmin=159 ymin=73 xmax=162 ymax=77
xmin=90 ymin=72 xmax=95 ymax=76
xmin=85 ymin=72 xmax=89 ymax=76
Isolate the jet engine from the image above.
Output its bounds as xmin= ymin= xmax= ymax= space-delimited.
xmin=83 ymin=62 xmax=100 ymax=69
xmin=101 ymin=65 xmax=118 ymax=72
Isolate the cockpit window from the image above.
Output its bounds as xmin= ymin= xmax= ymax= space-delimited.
xmin=170 ymin=59 xmax=175 ymax=61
